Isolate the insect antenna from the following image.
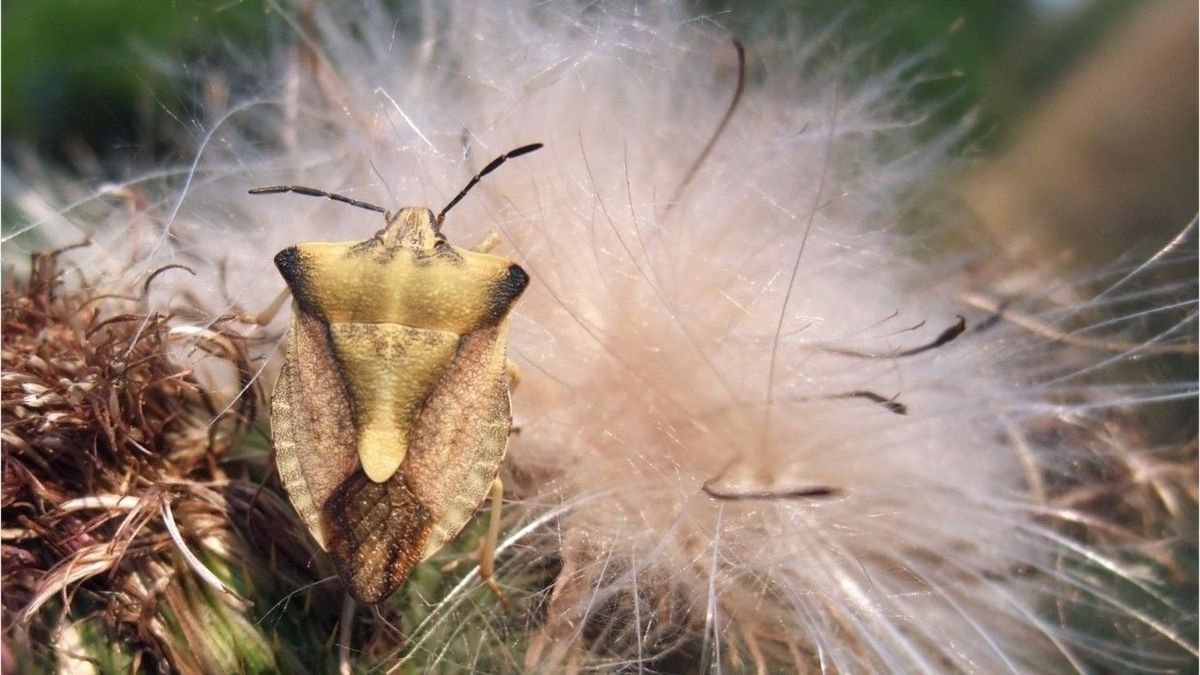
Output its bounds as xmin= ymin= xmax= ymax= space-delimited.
xmin=247 ymin=185 xmax=388 ymax=215
xmin=436 ymin=143 xmax=544 ymax=224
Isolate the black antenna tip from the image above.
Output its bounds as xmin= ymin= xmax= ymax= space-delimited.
xmin=509 ymin=143 xmax=544 ymax=157
xmin=437 ymin=142 xmax=545 ymax=222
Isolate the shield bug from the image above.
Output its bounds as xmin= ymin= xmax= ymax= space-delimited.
xmin=249 ymin=143 xmax=540 ymax=604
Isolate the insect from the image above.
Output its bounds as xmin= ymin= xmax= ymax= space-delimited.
xmin=248 ymin=143 xmax=541 ymax=604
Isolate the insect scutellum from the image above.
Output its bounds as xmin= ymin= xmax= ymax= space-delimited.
xmin=250 ymin=143 xmax=542 ymax=605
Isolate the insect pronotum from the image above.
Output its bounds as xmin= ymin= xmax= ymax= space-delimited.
xmin=249 ymin=143 xmax=541 ymax=604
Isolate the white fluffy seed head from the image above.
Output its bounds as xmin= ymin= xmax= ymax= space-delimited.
xmin=5 ymin=1 xmax=1195 ymax=672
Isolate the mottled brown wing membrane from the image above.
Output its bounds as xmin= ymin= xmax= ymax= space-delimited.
xmin=404 ymin=324 xmax=512 ymax=560
xmin=272 ymin=227 xmax=529 ymax=604
xmin=322 ymin=470 xmax=432 ymax=604
xmin=271 ymin=309 xmax=360 ymax=548
xmin=274 ymin=308 xmax=438 ymax=604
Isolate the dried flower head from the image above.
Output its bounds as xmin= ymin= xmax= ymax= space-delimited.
xmin=3 ymin=1 xmax=1195 ymax=673
xmin=1 ymin=247 xmax=351 ymax=672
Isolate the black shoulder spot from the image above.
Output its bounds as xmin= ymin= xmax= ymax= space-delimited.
xmin=274 ymin=246 xmax=321 ymax=318
xmin=483 ymin=263 xmax=529 ymax=326
xmin=274 ymin=246 xmax=305 ymax=287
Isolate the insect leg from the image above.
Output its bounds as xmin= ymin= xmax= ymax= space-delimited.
xmin=479 ymin=477 xmax=508 ymax=608
xmin=505 ymin=361 xmax=522 ymax=391
xmin=471 ymin=232 xmax=501 ymax=253
xmin=338 ymin=595 xmax=355 ymax=674
xmin=240 ymin=287 xmax=292 ymax=326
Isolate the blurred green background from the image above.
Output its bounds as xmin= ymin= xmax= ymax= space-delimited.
xmin=3 ymin=0 xmax=265 ymax=167
xmin=4 ymin=0 xmax=1194 ymax=275
xmin=0 ymin=0 xmax=1169 ymax=164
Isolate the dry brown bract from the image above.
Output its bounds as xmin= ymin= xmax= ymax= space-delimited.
xmin=1 ymin=246 xmax=329 ymax=673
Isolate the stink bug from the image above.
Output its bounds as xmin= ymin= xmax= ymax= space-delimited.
xmin=249 ymin=143 xmax=540 ymax=604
